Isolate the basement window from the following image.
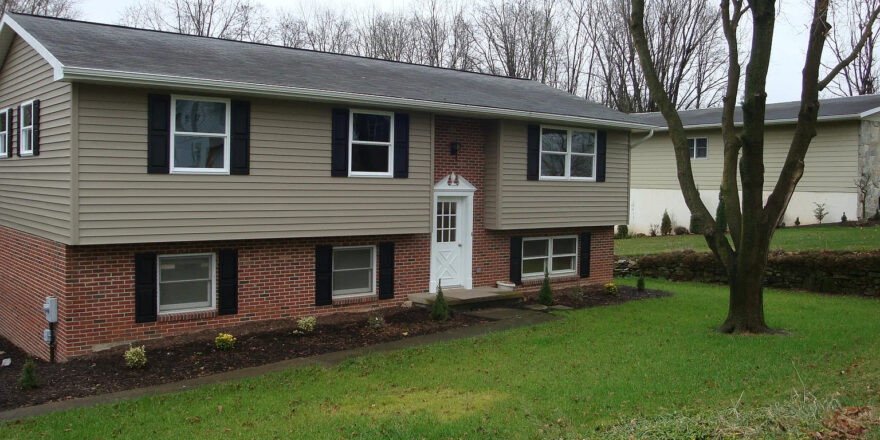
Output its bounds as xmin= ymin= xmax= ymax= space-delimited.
xmin=157 ymin=253 xmax=215 ymax=313
xmin=522 ymin=236 xmax=578 ymax=279
xmin=332 ymin=246 xmax=376 ymax=297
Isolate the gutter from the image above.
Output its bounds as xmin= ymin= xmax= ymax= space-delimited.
xmin=644 ymin=113 xmax=865 ymax=131
xmin=61 ymin=66 xmax=657 ymax=131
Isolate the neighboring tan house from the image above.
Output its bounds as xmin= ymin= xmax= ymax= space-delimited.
xmin=0 ymin=14 xmax=651 ymax=361
xmin=629 ymin=95 xmax=880 ymax=234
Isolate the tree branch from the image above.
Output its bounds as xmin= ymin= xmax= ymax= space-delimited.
xmin=818 ymin=4 xmax=880 ymax=90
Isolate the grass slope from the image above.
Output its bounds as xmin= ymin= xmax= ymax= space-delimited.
xmin=4 ymin=279 xmax=880 ymax=439
xmin=615 ymin=225 xmax=880 ymax=257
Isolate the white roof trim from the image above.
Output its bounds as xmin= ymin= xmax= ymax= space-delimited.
xmin=859 ymin=105 xmax=880 ymax=118
xmin=434 ymin=173 xmax=476 ymax=192
xmin=0 ymin=15 xmax=65 ymax=80
xmin=59 ymin=66 xmax=654 ymax=130
xmin=643 ymin=113 xmax=865 ymax=132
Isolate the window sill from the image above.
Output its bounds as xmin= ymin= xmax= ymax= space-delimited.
xmin=521 ymin=273 xmax=580 ymax=286
xmin=348 ymin=173 xmax=394 ymax=178
xmin=19 ymin=152 xmax=34 ymax=157
xmin=538 ymin=177 xmax=596 ymax=182
xmin=170 ymin=169 xmax=231 ymax=175
xmin=332 ymin=294 xmax=378 ymax=306
xmin=158 ymin=309 xmax=217 ymax=322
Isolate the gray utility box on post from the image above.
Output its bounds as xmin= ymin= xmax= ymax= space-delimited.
xmin=42 ymin=297 xmax=58 ymax=323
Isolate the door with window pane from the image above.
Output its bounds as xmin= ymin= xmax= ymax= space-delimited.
xmin=433 ymin=197 xmax=465 ymax=288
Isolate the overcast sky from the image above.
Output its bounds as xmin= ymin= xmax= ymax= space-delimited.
xmin=76 ymin=0 xmax=817 ymax=104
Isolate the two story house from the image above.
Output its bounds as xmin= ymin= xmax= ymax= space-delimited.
xmin=0 ymin=13 xmax=650 ymax=361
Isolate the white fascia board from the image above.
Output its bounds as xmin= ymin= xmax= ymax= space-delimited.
xmin=0 ymin=15 xmax=65 ymax=80
xmin=60 ymin=66 xmax=657 ymax=131
xmin=858 ymin=106 xmax=880 ymax=118
xmin=646 ymin=113 xmax=862 ymax=131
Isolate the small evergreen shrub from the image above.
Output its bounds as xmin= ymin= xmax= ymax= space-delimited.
xmin=637 ymin=276 xmax=646 ymax=292
xmin=215 ymin=333 xmax=236 ymax=350
xmin=795 ymin=217 xmax=801 ymax=226
xmin=431 ymin=284 xmax=450 ymax=321
xmin=19 ymin=357 xmax=38 ymax=389
xmin=689 ymin=214 xmax=703 ymax=235
xmin=297 ymin=316 xmax=316 ymax=333
xmin=604 ymin=283 xmax=620 ymax=297
xmin=660 ymin=211 xmax=673 ymax=236
xmin=841 ymin=212 xmax=848 ymax=222
xmin=124 ymin=345 xmax=147 ymax=369
xmin=366 ymin=315 xmax=385 ymax=329
xmin=715 ymin=193 xmax=728 ymax=232
xmin=813 ymin=202 xmax=828 ymax=224
xmin=674 ymin=226 xmax=689 ymax=235
xmin=538 ymin=271 xmax=554 ymax=305
xmin=615 ymin=225 xmax=629 ymax=239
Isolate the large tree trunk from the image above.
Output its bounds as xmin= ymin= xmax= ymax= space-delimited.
xmin=719 ymin=247 xmax=771 ymax=333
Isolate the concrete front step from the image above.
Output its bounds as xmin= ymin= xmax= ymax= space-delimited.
xmin=408 ymin=287 xmax=523 ymax=309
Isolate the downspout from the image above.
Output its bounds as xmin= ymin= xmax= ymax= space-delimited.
xmin=631 ymin=129 xmax=655 ymax=148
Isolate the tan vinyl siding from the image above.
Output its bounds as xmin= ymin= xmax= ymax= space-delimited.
xmin=0 ymin=36 xmax=72 ymax=244
xmin=483 ymin=120 xmax=501 ymax=229
xmin=75 ymin=85 xmax=431 ymax=245
xmin=631 ymin=121 xmax=860 ymax=193
xmin=488 ymin=120 xmax=629 ymax=229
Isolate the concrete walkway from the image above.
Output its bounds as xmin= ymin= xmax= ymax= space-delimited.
xmin=0 ymin=308 xmax=557 ymax=421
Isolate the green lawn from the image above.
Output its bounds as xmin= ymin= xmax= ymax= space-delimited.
xmin=4 ymin=279 xmax=880 ymax=439
xmin=615 ymin=225 xmax=880 ymax=257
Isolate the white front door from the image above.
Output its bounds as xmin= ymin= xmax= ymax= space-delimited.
xmin=433 ymin=197 xmax=467 ymax=288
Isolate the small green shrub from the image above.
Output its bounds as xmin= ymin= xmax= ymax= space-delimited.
xmin=715 ymin=193 xmax=727 ymax=232
xmin=689 ymin=214 xmax=703 ymax=235
xmin=795 ymin=216 xmax=801 ymax=226
xmin=873 ymin=209 xmax=880 ymax=221
xmin=841 ymin=212 xmax=848 ymax=222
xmin=636 ymin=277 xmax=645 ymax=292
xmin=124 ymin=345 xmax=147 ymax=369
xmin=19 ymin=357 xmax=38 ymax=389
xmin=538 ymin=271 xmax=554 ymax=305
xmin=604 ymin=283 xmax=619 ymax=297
xmin=431 ymin=284 xmax=449 ymax=321
xmin=215 ymin=333 xmax=236 ymax=350
xmin=813 ymin=202 xmax=828 ymax=223
xmin=673 ymin=226 xmax=688 ymax=236
xmin=366 ymin=315 xmax=385 ymax=329
xmin=297 ymin=316 xmax=316 ymax=333
xmin=614 ymin=225 xmax=629 ymax=239
xmin=660 ymin=211 xmax=672 ymax=236
xmin=648 ymin=224 xmax=659 ymax=237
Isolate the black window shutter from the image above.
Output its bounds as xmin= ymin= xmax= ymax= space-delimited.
xmin=330 ymin=108 xmax=349 ymax=177
xmin=393 ymin=113 xmax=409 ymax=178
xmin=5 ymin=109 xmax=12 ymax=157
xmin=31 ymin=100 xmax=39 ymax=156
xmin=580 ymin=232 xmax=592 ymax=278
xmin=596 ymin=130 xmax=607 ymax=182
xmin=218 ymin=249 xmax=239 ymax=315
xmin=147 ymin=94 xmax=171 ymax=174
xmin=526 ymin=124 xmax=539 ymax=181
xmin=315 ymin=245 xmax=333 ymax=306
xmin=378 ymin=242 xmax=395 ymax=299
xmin=230 ymin=100 xmax=250 ymax=175
xmin=134 ymin=253 xmax=158 ymax=323
xmin=510 ymin=236 xmax=523 ymax=285
xmin=15 ymin=105 xmax=20 ymax=157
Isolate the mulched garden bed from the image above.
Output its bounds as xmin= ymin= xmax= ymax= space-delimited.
xmin=521 ymin=284 xmax=672 ymax=309
xmin=0 ymin=307 xmax=485 ymax=410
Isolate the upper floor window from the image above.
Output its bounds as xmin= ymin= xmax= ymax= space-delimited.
xmin=19 ymin=101 xmax=34 ymax=156
xmin=171 ymin=96 xmax=230 ymax=174
xmin=540 ymin=126 xmax=596 ymax=181
xmin=349 ymin=110 xmax=394 ymax=177
xmin=0 ymin=109 xmax=8 ymax=158
xmin=688 ymin=137 xmax=708 ymax=159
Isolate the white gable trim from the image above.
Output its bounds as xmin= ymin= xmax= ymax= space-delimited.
xmin=433 ymin=173 xmax=477 ymax=193
xmin=0 ymin=15 xmax=65 ymax=80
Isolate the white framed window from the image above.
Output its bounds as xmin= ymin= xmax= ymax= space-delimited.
xmin=0 ymin=108 xmax=8 ymax=158
xmin=171 ymin=95 xmax=230 ymax=174
xmin=332 ymin=245 xmax=376 ymax=297
xmin=522 ymin=236 xmax=578 ymax=278
xmin=349 ymin=109 xmax=394 ymax=177
xmin=539 ymin=126 xmax=597 ymax=181
xmin=19 ymin=100 xmax=35 ymax=156
xmin=157 ymin=253 xmax=215 ymax=314
xmin=688 ymin=137 xmax=708 ymax=159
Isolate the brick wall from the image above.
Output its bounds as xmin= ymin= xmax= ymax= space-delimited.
xmin=59 ymin=234 xmax=428 ymax=360
xmin=432 ymin=116 xmax=614 ymax=289
xmin=0 ymin=225 xmax=67 ymax=361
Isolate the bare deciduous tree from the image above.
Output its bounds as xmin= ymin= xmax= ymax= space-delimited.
xmin=629 ymin=0 xmax=880 ymax=333
xmin=1 ymin=0 xmax=79 ymax=18
xmin=475 ymin=0 xmax=558 ymax=82
xmin=120 ymin=0 xmax=271 ymax=42
xmin=827 ymin=0 xmax=880 ymax=96
xmin=356 ymin=10 xmax=418 ymax=62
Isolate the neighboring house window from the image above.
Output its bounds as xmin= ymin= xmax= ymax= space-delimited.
xmin=688 ymin=137 xmax=708 ymax=159
xmin=522 ymin=236 xmax=578 ymax=278
xmin=171 ymin=96 xmax=230 ymax=174
xmin=332 ymin=246 xmax=376 ymax=296
xmin=157 ymin=253 xmax=215 ymax=313
xmin=540 ymin=126 xmax=597 ymax=180
xmin=0 ymin=109 xmax=7 ymax=158
xmin=349 ymin=110 xmax=394 ymax=177
xmin=19 ymin=101 xmax=34 ymax=156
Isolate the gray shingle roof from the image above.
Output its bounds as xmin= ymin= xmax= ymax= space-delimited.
xmin=5 ymin=13 xmax=648 ymax=128
xmin=634 ymin=94 xmax=880 ymax=128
